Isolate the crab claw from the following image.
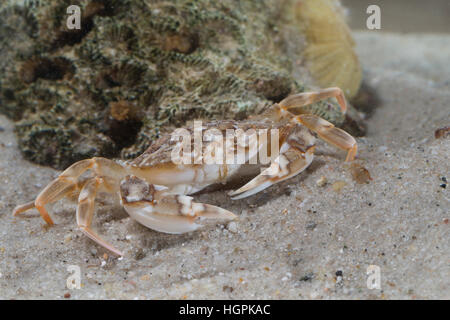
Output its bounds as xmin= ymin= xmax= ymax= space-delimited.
xmin=229 ymin=144 xmax=315 ymax=200
xmin=120 ymin=176 xmax=236 ymax=234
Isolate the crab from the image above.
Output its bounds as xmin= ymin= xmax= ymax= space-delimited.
xmin=13 ymin=87 xmax=357 ymax=256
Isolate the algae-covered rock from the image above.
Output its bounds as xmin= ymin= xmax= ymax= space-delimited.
xmin=0 ymin=0 xmax=363 ymax=169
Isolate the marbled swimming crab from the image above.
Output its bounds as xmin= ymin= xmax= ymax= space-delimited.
xmin=13 ymin=87 xmax=357 ymax=256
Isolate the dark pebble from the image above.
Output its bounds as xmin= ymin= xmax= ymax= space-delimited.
xmin=299 ymin=272 xmax=314 ymax=282
xmin=223 ymin=285 xmax=234 ymax=293
xmin=306 ymin=221 xmax=317 ymax=230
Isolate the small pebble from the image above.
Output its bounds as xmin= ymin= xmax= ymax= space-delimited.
xmin=140 ymin=274 xmax=150 ymax=281
xmin=299 ymin=272 xmax=314 ymax=282
xmin=223 ymin=285 xmax=234 ymax=293
xmin=64 ymin=292 xmax=71 ymax=299
xmin=306 ymin=221 xmax=317 ymax=230
xmin=227 ymin=222 xmax=238 ymax=233
xmin=335 ymin=270 xmax=344 ymax=285
xmin=434 ymin=126 xmax=450 ymax=139
xmin=134 ymin=249 xmax=146 ymax=260
xmin=316 ymin=176 xmax=328 ymax=187
xmin=332 ymin=181 xmax=347 ymax=192
xmin=350 ymin=163 xmax=372 ymax=184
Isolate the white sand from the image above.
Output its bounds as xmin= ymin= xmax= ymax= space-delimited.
xmin=0 ymin=31 xmax=449 ymax=299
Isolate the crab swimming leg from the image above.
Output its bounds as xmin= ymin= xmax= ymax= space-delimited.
xmin=229 ymin=144 xmax=316 ymax=200
xmin=13 ymin=157 xmax=124 ymax=225
xmin=120 ymin=176 xmax=236 ymax=234
xmin=295 ymin=114 xmax=357 ymax=162
xmin=76 ymin=176 xmax=123 ymax=256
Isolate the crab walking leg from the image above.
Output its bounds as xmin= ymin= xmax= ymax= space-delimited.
xmin=12 ymin=159 xmax=95 ymax=224
xmin=77 ymin=177 xmax=123 ymax=256
xmin=120 ymin=176 xmax=236 ymax=234
xmin=295 ymin=114 xmax=357 ymax=162
xmin=229 ymin=145 xmax=316 ymax=200
xmin=12 ymin=157 xmax=125 ymax=225
xmin=13 ymin=201 xmax=38 ymax=217
xmin=279 ymin=87 xmax=347 ymax=114
xmin=13 ymin=176 xmax=79 ymax=225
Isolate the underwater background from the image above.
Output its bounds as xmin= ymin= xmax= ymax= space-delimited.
xmin=0 ymin=0 xmax=448 ymax=299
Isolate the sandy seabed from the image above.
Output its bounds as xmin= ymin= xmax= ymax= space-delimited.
xmin=0 ymin=31 xmax=449 ymax=299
